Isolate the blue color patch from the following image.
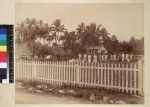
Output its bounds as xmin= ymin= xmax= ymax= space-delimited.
xmin=0 ymin=34 xmax=7 ymax=41
xmin=0 ymin=29 xmax=7 ymax=34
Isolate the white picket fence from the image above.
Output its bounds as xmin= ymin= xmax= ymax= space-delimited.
xmin=15 ymin=60 xmax=143 ymax=95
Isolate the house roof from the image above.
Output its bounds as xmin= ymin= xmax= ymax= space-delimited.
xmin=86 ymin=45 xmax=107 ymax=50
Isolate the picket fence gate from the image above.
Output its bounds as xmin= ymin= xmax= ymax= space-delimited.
xmin=15 ymin=60 xmax=143 ymax=95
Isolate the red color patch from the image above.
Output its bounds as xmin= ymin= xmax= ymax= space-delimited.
xmin=0 ymin=52 xmax=7 ymax=62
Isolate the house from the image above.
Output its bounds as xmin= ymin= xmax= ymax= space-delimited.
xmin=86 ymin=45 xmax=107 ymax=55
xmin=86 ymin=36 xmax=107 ymax=55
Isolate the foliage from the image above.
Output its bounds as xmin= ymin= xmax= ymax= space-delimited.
xmin=50 ymin=19 xmax=67 ymax=45
xmin=61 ymin=31 xmax=86 ymax=58
xmin=16 ymin=18 xmax=144 ymax=60
xmin=28 ymin=42 xmax=51 ymax=58
xmin=16 ymin=18 xmax=50 ymax=44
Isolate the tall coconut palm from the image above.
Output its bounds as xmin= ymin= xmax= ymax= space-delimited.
xmin=87 ymin=22 xmax=102 ymax=37
xmin=50 ymin=19 xmax=67 ymax=45
xmin=76 ymin=22 xmax=86 ymax=41
xmin=16 ymin=22 xmax=26 ymax=43
xmin=16 ymin=18 xmax=51 ymax=45
xmin=78 ymin=22 xmax=103 ymax=47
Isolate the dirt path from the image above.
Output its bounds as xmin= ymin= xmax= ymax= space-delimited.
xmin=15 ymin=81 xmax=144 ymax=104
xmin=15 ymin=90 xmax=92 ymax=104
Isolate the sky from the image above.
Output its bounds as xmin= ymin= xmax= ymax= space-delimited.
xmin=15 ymin=3 xmax=144 ymax=41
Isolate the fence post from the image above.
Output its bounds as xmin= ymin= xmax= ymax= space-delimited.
xmin=124 ymin=54 xmax=128 ymax=61
xmin=99 ymin=55 xmax=101 ymax=61
xmin=130 ymin=54 xmax=133 ymax=61
xmin=88 ymin=55 xmax=91 ymax=62
xmin=76 ymin=63 xmax=80 ymax=83
xmin=101 ymin=55 xmax=103 ymax=61
xmin=113 ymin=54 xmax=116 ymax=61
xmin=93 ymin=55 xmax=97 ymax=62
xmin=122 ymin=53 xmax=125 ymax=61
xmin=138 ymin=60 xmax=143 ymax=95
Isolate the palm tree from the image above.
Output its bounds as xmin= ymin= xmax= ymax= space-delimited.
xmin=88 ymin=23 xmax=103 ymax=37
xmin=16 ymin=22 xmax=26 ymax=43
xmin=77 ymin=22 xmax=103 ymax=47
xmin=16 ymin=18 xmax=51 ymax=45
xmin=76 ymin=22 xmax=85 ymax=36
xmin=50 ymin=19 xmax=67 ymax=45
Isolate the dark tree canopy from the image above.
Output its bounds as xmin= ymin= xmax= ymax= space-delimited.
xmin=16 ymin=18 xmax=144 ymax=60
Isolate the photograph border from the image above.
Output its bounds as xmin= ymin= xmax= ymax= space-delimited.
xmin=14 ymin=1 xmax=149 ymax=107
xmin=1 ymin=0 xmax=150 ymax=107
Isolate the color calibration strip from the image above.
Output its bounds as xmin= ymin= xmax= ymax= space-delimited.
xmin=0 ymin=25 xmax=14 ymax=83
xmin=0 ymin=28 xmax=7 ymax=83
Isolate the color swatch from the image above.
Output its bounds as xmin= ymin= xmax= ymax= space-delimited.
xmin=0 ymin=25 xmax=14 ymax=83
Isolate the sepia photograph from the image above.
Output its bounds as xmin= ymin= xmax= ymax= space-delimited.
xmin=15 ymin=3 xmax=144 ymax=104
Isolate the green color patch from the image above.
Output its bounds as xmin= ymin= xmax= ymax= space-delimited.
xmin=0 ymin=41 xmax=6 ymax=46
